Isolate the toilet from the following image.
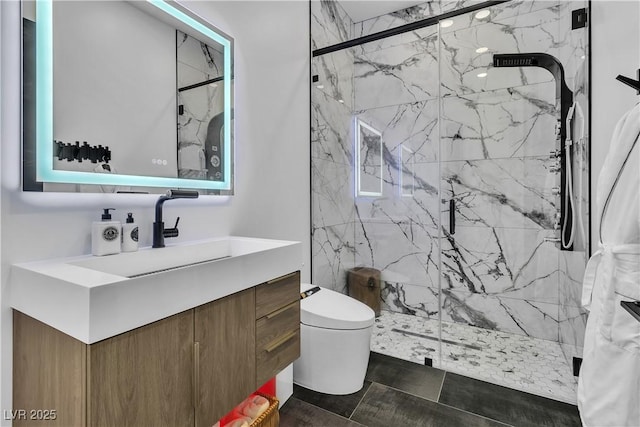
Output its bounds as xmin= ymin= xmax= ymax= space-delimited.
xmin=293 ymin=283 xmax=375 ymax=395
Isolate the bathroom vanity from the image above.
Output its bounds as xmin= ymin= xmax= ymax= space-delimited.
xmin=10 ymin=237 xmax=302 ymax=426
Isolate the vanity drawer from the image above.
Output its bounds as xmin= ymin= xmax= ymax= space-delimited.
xmin=256 ymin=328 xmax=300 ymax=386
xmin=256 ymin=300 xmax=300 ymax=351
xmin=255 ymin=271 xmax=300 ymax=319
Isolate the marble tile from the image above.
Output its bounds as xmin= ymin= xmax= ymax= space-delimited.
xmin=558 ymin=304 xmax=587 ymax=350
xmin=352 ymin=382 xmax=509 ymax=427
xmin=354 ymin=42 xmax=439 ymax=110
xmin=442 ymin=157 xmax=557 ymax=230
xmin=441 ymin=289 xmax=560 ymax=341
xmin=354 ymin=21 xmax=438 ymax=58
xmin=558 ymin=250 xmax=588 ymax=308
xmin=311 ymin=0 xmax=352 ymax=51
xmin=311 ymin=88 xmax=353 ymax=165
xmin=355 ymin=99 xmax=439 ymax=163
xmin=446 ymin=1 xmax=563 ymax=23
xmin=439 ymin=372 xmax=581 ymax=427
xmin=312 ymin=48 xmax=355 ymax=110
xmin=439 ymin=6 xmax=570 ymax=96
xmin=381 ymin=282 xmax=440 ymax=317
xmin=370 ymin=311 xmax=579 ymax=404
xmin=354 ymin=220 xmax=439 ymax=286
xmin=353 ymin=2 xmax=439 ymax=43
xmin=312 ymin=158 xmax=355 ymax=227
xmin=440 ymin=82 xmax=558 ymax=161
xmin=441 ymin=226 xmax=560 ymax=301
xmin=354 ymin=161 xmax=440 ymax=227
xmin=312 ymin=222 xmax=356 ymax=293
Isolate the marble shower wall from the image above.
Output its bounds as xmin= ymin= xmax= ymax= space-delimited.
xmin=177 ymin=31 xmax=225 ymax=179
xmin=311 ymin=1 xmax=588 ymax=349
xmin=312 ymin=1 xmax=356 ymax=293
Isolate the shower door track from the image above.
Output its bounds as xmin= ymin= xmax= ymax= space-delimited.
xmin=312 ymin=0 xmax=510 ymax=57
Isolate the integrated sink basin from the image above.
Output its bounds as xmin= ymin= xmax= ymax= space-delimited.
xmin=10 ymin=236 xmax=302 ymax=344
xmin=68 ymin=236 xmax=287 ymax=278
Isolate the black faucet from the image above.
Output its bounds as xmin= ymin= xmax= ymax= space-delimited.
xmin=152 ymin=189 xmax=199 ymax=248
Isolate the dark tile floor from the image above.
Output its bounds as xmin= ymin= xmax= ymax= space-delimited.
xmin=280 ymin=352 xmax=583 ymax=427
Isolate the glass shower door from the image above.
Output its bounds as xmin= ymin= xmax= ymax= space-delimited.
xmin=437 ymin=1 xmax=589 ymax=402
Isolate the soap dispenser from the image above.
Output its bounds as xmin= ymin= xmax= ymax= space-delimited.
xmin=92 ymin=208 xmax=121 ymax=256
xmin=122 ymin=212 xmax=139 ymax=252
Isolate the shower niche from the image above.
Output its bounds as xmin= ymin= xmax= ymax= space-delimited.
xmin=311 ymin=0 xmax=590 ymax=404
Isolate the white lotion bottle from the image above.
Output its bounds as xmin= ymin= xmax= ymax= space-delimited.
xmin=122 ymin=212 xmax=139 ymax=252
xmin=92 ymin=208 xmax=121 ymax=256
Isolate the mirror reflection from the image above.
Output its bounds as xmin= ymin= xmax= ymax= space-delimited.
xmin=22 ymin=0 xmax=234 ymax=193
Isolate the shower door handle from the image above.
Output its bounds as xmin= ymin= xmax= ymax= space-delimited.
xmin=449 ymin=199 xmax=456 ymax=235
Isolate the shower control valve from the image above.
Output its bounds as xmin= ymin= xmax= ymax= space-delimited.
xmin=549 ymin=149 xmax=561 ymax=159
xmin=551 ymin=187 xmax=561 ymax=195
xmin=549 ymin=162 xmax=561 ymax=173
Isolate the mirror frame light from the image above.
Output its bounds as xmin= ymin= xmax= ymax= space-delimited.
xmin=354 ymin=118 xmax=383 ymax=197
xmin=35 ymin=0 xmax=233 ymax=191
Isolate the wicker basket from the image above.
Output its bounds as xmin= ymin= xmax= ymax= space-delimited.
xmin=249 ymin=393 xmax=279 ymax=427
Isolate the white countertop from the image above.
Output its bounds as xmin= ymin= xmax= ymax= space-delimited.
xmin=10 ymin=236 xmax=302 ymax=344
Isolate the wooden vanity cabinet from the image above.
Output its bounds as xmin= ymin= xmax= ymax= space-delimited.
xmin=13 ymin=271 xmax=300 ymax=427
xmin=88 ymin=309 xmax=195 ymax=427
xmin=195 ymin=288 xmax=256 ymax=427
xmin=255 ymin=271 xmax=301 ymax=386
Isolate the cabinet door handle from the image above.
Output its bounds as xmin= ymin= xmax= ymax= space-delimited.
xmin=267 ymin=271 xmax=298 ymax=285
xmin=193 ymin=341 xmax=200 ymax=408
xmin=264 ymin=330 xmax=298 ymax=353
xmin=266 ymin=301 xmax=297 ymax=319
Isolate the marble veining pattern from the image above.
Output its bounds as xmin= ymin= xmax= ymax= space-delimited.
xmin=356 ymin=99 xmax=439 ymax=163
xmin=371 ymin=310 xmax=579 ymax=404
xmin=312 ymin=0 xmax=589 ymax=403
xmin=442 ymin=157 xmax=557 ymax=230
xmin=354 ymin=37 xmax=439 ymax=110
xmin=439 ymin=82 xmax=558 ymax=161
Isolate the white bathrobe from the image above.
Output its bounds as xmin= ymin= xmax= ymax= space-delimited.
xmin=578 ymin=102 xmax=640 ymax=427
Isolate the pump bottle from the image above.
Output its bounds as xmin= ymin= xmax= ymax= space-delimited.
xmin=122 ymin=212 xmax=139 ymax=252
xmin=92 ymin=208 xmax=121 ymax=256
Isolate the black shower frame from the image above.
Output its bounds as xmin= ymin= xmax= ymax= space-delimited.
xmin=309 ymin=0 xmax=593 ymax=275
xmin=312 ymin=0 xmax=510 ymax=57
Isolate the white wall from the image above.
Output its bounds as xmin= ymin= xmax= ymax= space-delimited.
xmin=0 ymin=1 xmax=309 ymax=423
xmin=590 ymin=0 xmax=640 ymax=249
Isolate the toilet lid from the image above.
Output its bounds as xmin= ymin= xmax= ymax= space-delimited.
xmin=300 ymin=283 xmax=375 ymax=330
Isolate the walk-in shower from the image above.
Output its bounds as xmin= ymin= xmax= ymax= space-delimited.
xmin=311 ymin=0 xmax=590 ymax=404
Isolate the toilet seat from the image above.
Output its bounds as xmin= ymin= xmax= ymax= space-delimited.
xmin=300 ymin=283 xmax=375 ymax=330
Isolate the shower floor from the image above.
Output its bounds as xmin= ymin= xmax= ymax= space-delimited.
xmin=370 ymin=311 xmax=578 ymax=405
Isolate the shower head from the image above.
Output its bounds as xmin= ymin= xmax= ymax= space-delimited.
xmin=492 ymin=52 xmax=572 ymax=106
xmin=492 ymin=53 xmax=567 ymax=83
xmin=493 ymin=53 xmax=541 ymax=68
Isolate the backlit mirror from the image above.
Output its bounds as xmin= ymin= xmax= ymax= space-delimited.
xmin=22 ymin=0 xmax=234 ymax=194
